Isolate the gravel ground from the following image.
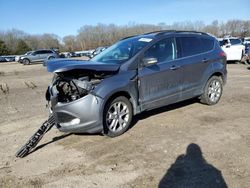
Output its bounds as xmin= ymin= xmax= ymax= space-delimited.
xmin=0 ymin=61 xmax=250 ymax=188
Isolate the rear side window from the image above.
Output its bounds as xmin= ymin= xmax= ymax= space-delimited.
xmin=34 ymin=51 xmax=42 ymax=55
xmin=42 ymin=50 xmax=53 ymax=54
xmin=230 ymin=39 xmax=241 ymax=45
xmin=177 ymin=37 xmax=202 ymax=57
xmin=200 ymin=38 xmax=214 ymax=52
xmin=176 ymin=36 xmax=214 ymax=58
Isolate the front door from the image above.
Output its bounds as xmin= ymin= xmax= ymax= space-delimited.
xmin=138 ymin=37 xmax=182 ymax=111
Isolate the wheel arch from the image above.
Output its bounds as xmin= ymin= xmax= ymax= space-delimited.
xmin=209 ymin=72 xmax=224 ymax=83
xmin=48 ymin=56 xmax=55 ymax=59
xmin=22 ymin=58 xmax=30 ymax=64
xmin=101 ymin=91 xmax=136 ymax=136
xmin=103 ymin=91 xmax=137 ymax=116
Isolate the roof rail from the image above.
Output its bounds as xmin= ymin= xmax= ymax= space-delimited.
xmin=143 ymin=30 xmax=177 ymax=35
xmin=120 ymin=30 xmax=209 ymax=41
xmin=174 ymin=30 xmax=209 ymax=35
xmin=143 ymin=30 xmax=209 ymax=36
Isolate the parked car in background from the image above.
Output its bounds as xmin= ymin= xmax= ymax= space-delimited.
xmin=74 ymin=50 xmax=90 ymax=57
xmin=66 ymin=52 xmax=81 ymax=58
xmin=243 ymin=37 xmax=250 ymax=45
xmin=0 ymin=56 xmax=6 ymax=63
xmin=219 ymin=37 xmax=245 ymax=62
xmin=84 ymin=49 xmax=95 ymax=58
xmin=243 ymin=43 xmax=250 ymax=64
xmin=15 ymin=51 xmax=33 ymax=62
xmin=20 ymin=49 xmax=60 ymax=65
xmin=45 ymin=30 xmax=227 ymax=137
xmin=89 ymin=46 xmax=108 ymax=58
xmin=3 ymin=55 xmax=15 ymax=62
xmin=0 ymin=56 xmax=15 ymax=62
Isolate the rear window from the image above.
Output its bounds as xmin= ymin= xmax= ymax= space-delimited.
xmin=177 ymin=36 xmax=214 ymax=58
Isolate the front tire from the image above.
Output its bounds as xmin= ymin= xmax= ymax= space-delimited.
xmin=48 ymin=56 xmax=55 ymax=60
xmin=103 ymin=96 xmax=132 ymax=137
xmin=200 ymin=76 xmax=223 ymax=105
xmin=22 ymin=58 xmax=30 ymax=65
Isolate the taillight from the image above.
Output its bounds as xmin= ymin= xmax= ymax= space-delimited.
xmin=219 ymin=51 xmax=226 ymax=58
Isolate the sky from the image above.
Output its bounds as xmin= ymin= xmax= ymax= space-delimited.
xmin=0 ymin=0 xmax=249 ymax=38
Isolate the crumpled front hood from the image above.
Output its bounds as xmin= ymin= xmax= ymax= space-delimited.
xmin=46 ymin=59 xmax=120 ymax=73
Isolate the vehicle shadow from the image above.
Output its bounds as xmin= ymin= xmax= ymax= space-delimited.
xmin=29 ymin=133 xmax=72 ymax=154
xmin=28 ymin=132 xmax=103 ymax=156
xmin=29 ymin=98 xmax=199 ymax=155
xmin=130 ymin=98 xmax=198 ymax=129
xmin=158 ymin=143 xmax=228 ymax=188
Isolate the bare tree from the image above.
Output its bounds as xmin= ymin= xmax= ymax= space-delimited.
xmin=1 ymin=19 xmax=250 ymax=55
xmin=63 ymin=35 xmax=76 ymax=51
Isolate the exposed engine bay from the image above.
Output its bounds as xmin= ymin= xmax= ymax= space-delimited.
xmin=46 ymin=70 xmax=114 ymax=103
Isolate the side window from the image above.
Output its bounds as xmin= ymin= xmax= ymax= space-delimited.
xmin=200 ymin=38 xmax=214 ymax=52
xmin=35 ymin=51 xmax=42 ymax=55
xmin=230 ymin=39 xmax=241 ymax=45
xmin=46 ymin=50 xmax=53 ymax=54
xmin=42 ymin=50 xmax=50 ymax=54
xmin=177 ymin=37 xmax=202 ymax=57
xmin=144 ymin=38 xmax=176 ymax=63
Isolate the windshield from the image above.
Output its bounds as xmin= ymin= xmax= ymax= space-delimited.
xmin=25 ymin=51 xmax=33 ymax=55
xmin=91 ymin=36 xmax=153 ymax=64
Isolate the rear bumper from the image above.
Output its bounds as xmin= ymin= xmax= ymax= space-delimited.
xmin=51 ymin=94 xmax=104 ymax=134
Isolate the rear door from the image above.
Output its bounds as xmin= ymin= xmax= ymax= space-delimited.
xmin=40 ymin=50 xmax=51 ymax=61
xmin=30 ymin=51 xmax=42 ymax=62
xmin=176 ymin=35 xmax=215 ymax=99
xmin=138 ymin=37 xmax=182 ymax=110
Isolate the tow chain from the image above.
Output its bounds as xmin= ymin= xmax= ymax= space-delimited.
xmin=16 ymin=115 xmax=55 ymax=158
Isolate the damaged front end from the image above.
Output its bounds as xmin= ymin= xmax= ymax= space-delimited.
xmin=46 ymin=71 xmax=104 ymax=103
xmin=45 ymin=60 xmax=120 ymax=133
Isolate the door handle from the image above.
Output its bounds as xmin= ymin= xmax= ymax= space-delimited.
xmin=170 ymin=65 xmax=181 ymax=70
xmin=202 ymin=58 xmax=209 ymax=63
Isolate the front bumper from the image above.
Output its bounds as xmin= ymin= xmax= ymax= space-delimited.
xmin=51 ymin=94 xmax=104 ymax=134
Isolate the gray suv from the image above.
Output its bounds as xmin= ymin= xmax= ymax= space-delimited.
xmin=20 ymin=49 xmax=59 ymax=65
xmin=46 ymin=31 xmax=227 ymax=137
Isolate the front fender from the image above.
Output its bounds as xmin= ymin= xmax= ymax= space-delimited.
xmin=93 ymin=70 xmax=139 ymax=115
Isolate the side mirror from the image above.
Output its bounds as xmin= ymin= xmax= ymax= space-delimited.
xmin=225 ymin=44 xmax=231 ymax=48
xmin=143 ymin=57 xmax=158 ymax=67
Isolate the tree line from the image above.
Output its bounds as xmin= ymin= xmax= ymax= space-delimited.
xmin=0 ymin=19 xmax=250 ymax=56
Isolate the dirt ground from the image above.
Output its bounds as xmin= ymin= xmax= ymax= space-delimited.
xmin=0 ymin=61 xmax=250 ymax=188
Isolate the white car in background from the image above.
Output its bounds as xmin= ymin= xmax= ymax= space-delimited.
xmin=219 ymin=37 xmax=245 ymax=62
xmin=243 ymin=37 xmax=250 ymax=44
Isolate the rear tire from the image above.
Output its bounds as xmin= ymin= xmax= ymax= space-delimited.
xmin=200 ymin=76 xmax=223 ymax=105
xmin=103 ymin=96 xmax=132 ymax=137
